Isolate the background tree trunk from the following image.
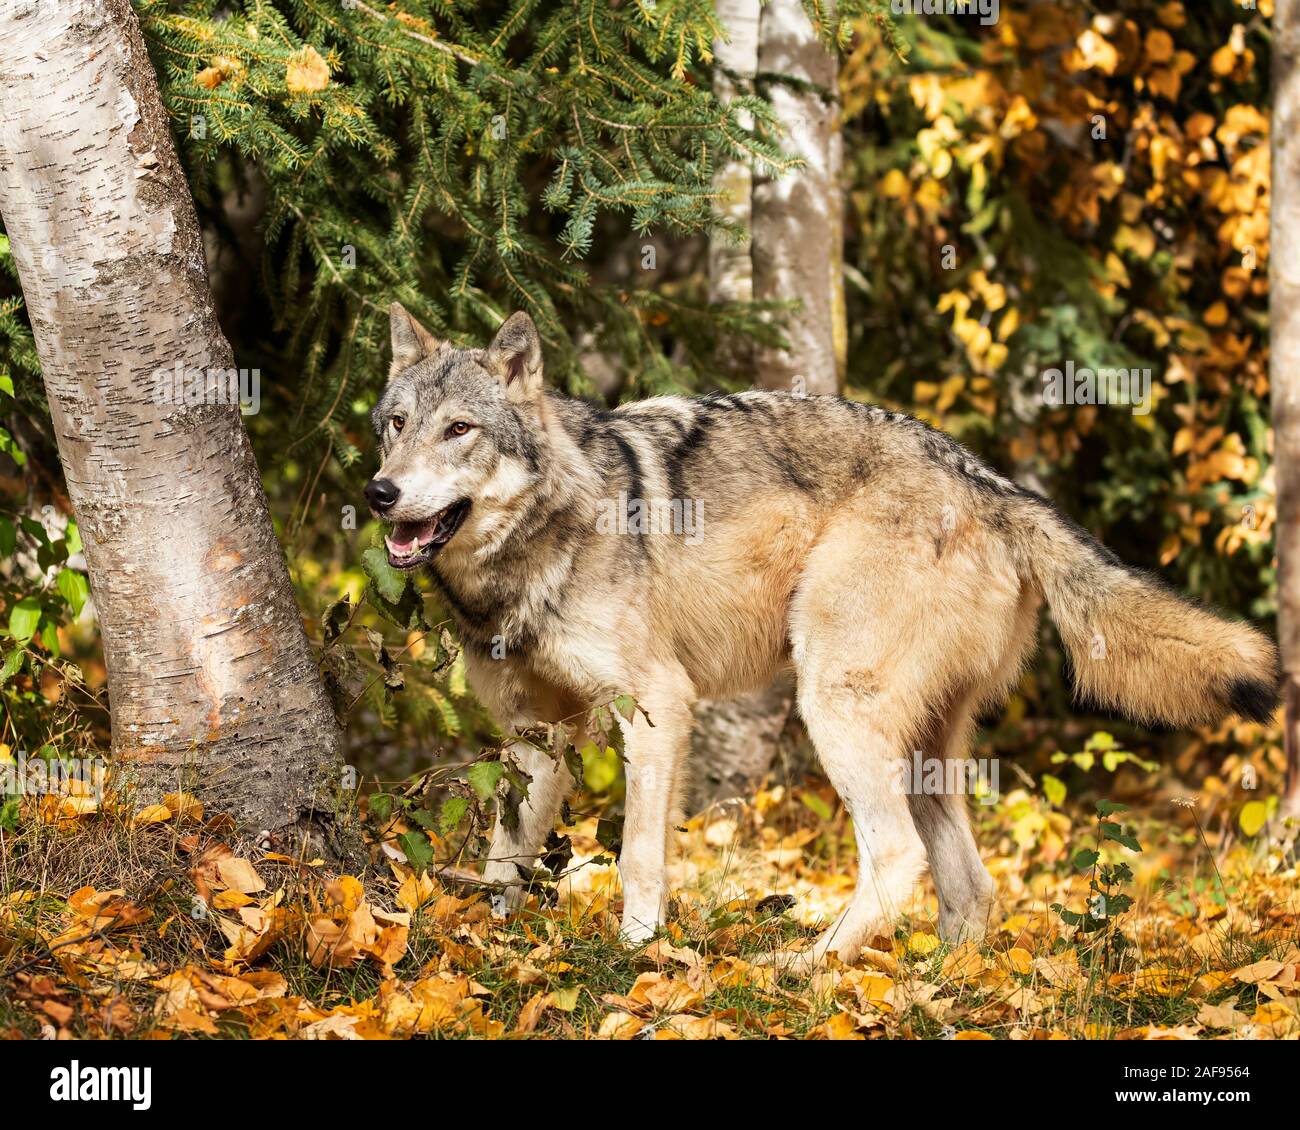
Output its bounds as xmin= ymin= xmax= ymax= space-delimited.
xmin=0 ymin=0 xmax=352 ymax=855
xmin=752 ymin=0 xmax=847 ymax=396
xmin=1273 ymin=0 xmax=1300 ymax=820
xmin=692 ymin=0 xmax=845 ymax=808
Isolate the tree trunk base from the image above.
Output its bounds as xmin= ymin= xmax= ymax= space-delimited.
xmin=689 ymin=673 xmax=808 ymax=810
xmin=114 ymin=746 xmax=367 ymax=872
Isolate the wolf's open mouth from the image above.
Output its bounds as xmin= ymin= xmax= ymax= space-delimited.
xmin=384 ymin=499 xmax=471 ymax=569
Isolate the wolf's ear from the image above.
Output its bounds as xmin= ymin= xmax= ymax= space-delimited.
xmin=389 ymin=302 xmax=442 ymax=374
xmin=484 ymin=312 xmax=544 ymax=403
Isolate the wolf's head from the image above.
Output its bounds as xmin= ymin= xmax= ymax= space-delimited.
xmin=367 ymin=304 xmax=547 ymax=569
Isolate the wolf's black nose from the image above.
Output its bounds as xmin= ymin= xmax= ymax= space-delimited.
xmin=365 ymin=478 xmax=400 ymax=512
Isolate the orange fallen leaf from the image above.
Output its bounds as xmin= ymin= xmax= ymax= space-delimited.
xmin=628 ymin=971 xmax=703 ymax=1013
xmin=598 ymin=1011 xmax=645 ymax=1039
xmin=215 ymin=858 xmax=266 ymax=895
xmin=133 ymin=803 xmax=172 ymax=825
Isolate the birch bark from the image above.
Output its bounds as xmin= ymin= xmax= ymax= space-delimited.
xmin=1272 ymin=0 xmax=1300 ymax=817
xmin=0 ymin=0 xmax=351 ymax=853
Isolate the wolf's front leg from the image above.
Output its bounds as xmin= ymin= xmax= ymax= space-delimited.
xmin=616 ymin=669 xmax=695 ymax=944
xmin=484 ymin=740 xmax=572 ymax=916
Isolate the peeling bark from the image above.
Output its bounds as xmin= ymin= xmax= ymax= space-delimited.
xmin=0 ymin=0 xmax=353 ymax=856
xmin=1274 ymin=0 xmax=1300 ymax=819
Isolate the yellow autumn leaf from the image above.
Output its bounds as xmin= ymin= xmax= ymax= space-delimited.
xmin=133 ymin=804 xmax=173 ymax=825
xmin=936 ymin=375 xmax=966 ymax=413
xmin=163 ymin=792 xmax=204 ymax=822
xmin=396 ymin=870 xmax=439 ymax=912
xmin=628 ymin=971 xmax=703 ymax=1013
xmin=1238 ymin=800 xmax=1268 ymax=837
xmin=943 ymin=943 xmax=986 ymax=981
xmin=1158 ymin=2 xmax=1186 ymax=28
xmin=906 ymin=931 xmax=940 ymax=957
xmin=1075 ymin=29 xmax=1120 ymax=75
xmin=1210 ymin=44 xmax=1237 ymax=77
xmin=812 ymin=1011 xmax=864 ymax=1040
xmin=1115 ymin=224 xmax=1156 ymax=259
xmin=196 ymin=56 xmax=244 ymax=91
xmin=856 ymin=972 xmax=895 ymax=1008
xmin=1234 ymin=958 xmax=1286 ymax=984
xmin=41 ymin=794 xmax=98 ymax=824
xmin=212 ymin=889 xmax=255 ymax=911
xmin=1003 ymin=947 xmax=1033 ymax=975
xmin=215 ymin=857 xmax=266 ymax=895
xmin=1251 ymin=1001 xmax=1300 ymax=1037
xmin=1130 ymin=966 xmax=1188 ymax=997
xmin=879 ymin=169 xmax=911 ymax=200
xmin=598 ymin=1011 xmax=644 ymax=1039
xmin=1144 ymin=30 xmax=1175 ymax=65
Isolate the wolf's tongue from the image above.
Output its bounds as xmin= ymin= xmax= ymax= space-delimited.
xmin=385 ymin=520 xmax=436 ymax=557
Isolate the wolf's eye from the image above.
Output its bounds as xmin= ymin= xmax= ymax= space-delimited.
xmin=390 ymin=415 xmax=405 ymax=433
xmin=445 ymin=421 xmax=473 ymax=438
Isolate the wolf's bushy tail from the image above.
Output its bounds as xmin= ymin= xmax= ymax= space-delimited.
xmin=1009 ymin=495 xmax=1278 ymax=728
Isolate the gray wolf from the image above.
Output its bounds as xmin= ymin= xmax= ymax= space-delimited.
xmin=366 ymin=303 xmax=1279 ymax=967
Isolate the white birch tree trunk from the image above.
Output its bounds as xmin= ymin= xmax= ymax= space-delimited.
xmin=753 ymin=0 xmax=846 ymax=395
xmin=0 ymin=0 xmax=352 ymax=854
xmin=1272 ymin=0 xmax=1300 ymax=819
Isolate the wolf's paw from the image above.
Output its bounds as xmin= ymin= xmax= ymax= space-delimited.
xmin=937 ymin=912 xmax=993 ymax=946
xmin=484 ymin=859 xmax=526 ymax=919
xmin=616 ymin=916 xmax=659 ymax=946
xmin=937 ymin=879 xmax=997 ymax=944
xmin=487 ymin=880 xmax=526 ymax=920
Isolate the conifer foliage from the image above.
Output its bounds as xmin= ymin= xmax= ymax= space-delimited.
xmin=126 ymin=0 xmax=868 ymax=469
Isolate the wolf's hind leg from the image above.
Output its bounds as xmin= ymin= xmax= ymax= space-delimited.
xmin=484 ymin=740 xmax=572 ymax=917
xmin=775 ymin=500 xmax=1025 ymax=969
xmin=796 ymin=678 xmax=929 ymax=966
xmin=908 ymin=788 xmax=994 ymax=943
xmin=907 ymin=597 xmax=1035 ymax=941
